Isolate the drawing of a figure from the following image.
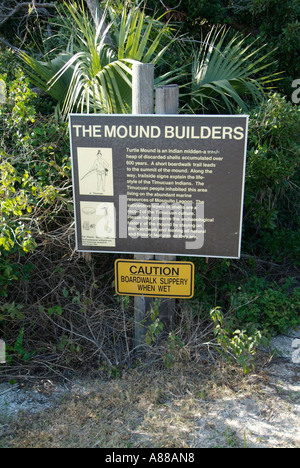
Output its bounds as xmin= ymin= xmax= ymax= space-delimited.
xmin=81 ymin=150 xmax=109 ymax=192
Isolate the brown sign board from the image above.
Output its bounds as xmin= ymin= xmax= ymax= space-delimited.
xmin=69 ymin=114 xmax=248 ymax=258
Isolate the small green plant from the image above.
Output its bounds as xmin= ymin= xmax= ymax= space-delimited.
xmin=145 ymin=300 xmax=164 ymax=346
xmin=6 ymin=328 xmax=35 ymax=363
xmin=210 ymin=307 xmax=263 ymax=374
xmin=109 ymin=365 xmax=122 ymax=379
xmin=163 ymin=332 xmax=185 ymax=368
xmin=0 ymin=302 xmax=24 ymax=321
xmin=47 ymin=305 xmax=63 ymax=317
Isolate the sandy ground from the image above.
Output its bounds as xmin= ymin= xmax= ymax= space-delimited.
xmin=0 ymin=330 xmax=299 ymax=448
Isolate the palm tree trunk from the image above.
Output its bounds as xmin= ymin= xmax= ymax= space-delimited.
xmin=86 ymin=0 xmax=100 ymax=26
xmin=86 ymin=0 xmax=113 ymax=46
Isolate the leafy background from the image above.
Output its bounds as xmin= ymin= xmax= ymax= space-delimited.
xmin=0 ymin=0 xmax=299 ymax=379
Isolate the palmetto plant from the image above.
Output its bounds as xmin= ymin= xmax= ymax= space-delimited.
xmin=189 ymin=26 xmax=280 ymax=113
xmin=18 ymin=1 xmax=279 ymax=118
xmin=19 ymin=1 xmax=175 ymax=118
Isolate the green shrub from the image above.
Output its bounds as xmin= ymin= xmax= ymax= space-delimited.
xmin=0 ymin=68 xmax=71 ymax=295
xmin=210 ymin=307 xmax=263 ymax=374
xmin=145 ymin=0 xmax=300 ymax=98
xmin=244 ymin=93 xmax=300 ymax=263
xmin=230 ymin=276 xmax=300 ymax=336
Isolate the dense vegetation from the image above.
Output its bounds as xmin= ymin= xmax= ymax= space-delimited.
xmin=145 ymin=0 xmax=300 ymax=99
xmin=0 ymin=0 xmax=299 ymax=379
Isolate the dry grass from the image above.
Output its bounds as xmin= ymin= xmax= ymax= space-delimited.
xmin=1 ymin=359 xmax=272 ymax=449
xmin=1 ymin=233 xmax=298 ymax=448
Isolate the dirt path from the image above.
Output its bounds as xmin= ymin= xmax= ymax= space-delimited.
xmin=0 ymin=332 xmax=299 ymax=448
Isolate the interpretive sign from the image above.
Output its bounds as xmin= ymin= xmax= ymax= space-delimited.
xmin=115 ymin=260 xmax=194 ymax=298
xmin=69 ymin=114 xmax=248 ymax=258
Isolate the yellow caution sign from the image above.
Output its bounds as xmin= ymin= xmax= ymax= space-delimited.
xmin=115 ymin=260 xmax=194 ymax=298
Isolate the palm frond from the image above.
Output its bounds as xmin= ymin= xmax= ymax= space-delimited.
xmin=108 ymin=2 xmax=175 ymax=64
xmin=18 ymin=1 xmax=175 ymax=119
xmin=190 ymin=26 xmax=279 ymax=113
xmin=18 ymin=51 xmax=74 ymax=103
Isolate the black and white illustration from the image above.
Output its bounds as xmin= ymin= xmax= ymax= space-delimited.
xmin=77 ymin=148 xmax=114 ymax=196
xmin=80 ymin=202 xmax=116 ymax=247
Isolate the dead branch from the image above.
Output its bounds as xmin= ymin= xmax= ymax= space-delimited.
xmin=0 ymin=2 xmax=56 ymax=27
xmin=0 ymin=35 xmax=19 ymax=50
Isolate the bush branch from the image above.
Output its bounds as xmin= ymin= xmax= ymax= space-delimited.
xmin=0 ymin=2 xmax=56 ymax=27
